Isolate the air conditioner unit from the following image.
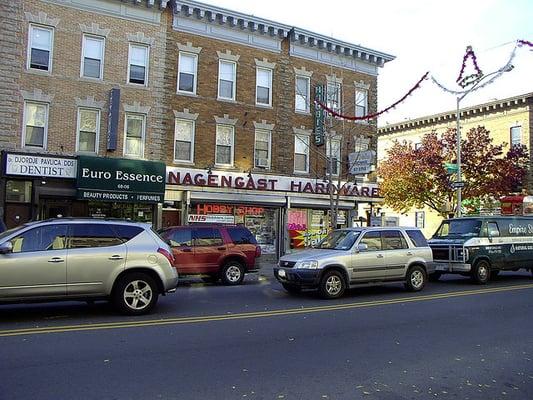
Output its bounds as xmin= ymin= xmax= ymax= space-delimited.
xmin=256 ymin=158 xmax=269 ymax=168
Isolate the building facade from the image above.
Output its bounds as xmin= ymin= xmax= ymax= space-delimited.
xmin=0 ymin=0 xmax=395 ymax=256
xmin=377 ymin=92 xmax=533 ymax=237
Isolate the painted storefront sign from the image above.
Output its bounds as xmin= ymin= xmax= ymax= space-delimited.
xmin=4 ymin=153 xmax=77 ymax=179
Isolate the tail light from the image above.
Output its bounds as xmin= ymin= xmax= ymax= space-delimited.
xmin=255 ymin=245 xmax=262 ymax=258
xmin=158 ymin=248 xmax=175 ymax=265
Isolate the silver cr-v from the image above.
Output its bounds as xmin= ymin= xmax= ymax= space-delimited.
xmin=274 ymin=227 xmax=434 ymax=299
xmin=0 ymin=219 xmax=178 ymax=315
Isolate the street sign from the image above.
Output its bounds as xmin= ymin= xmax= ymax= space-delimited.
xmin=452 ymin=181 xmax=465 ymax=189
xmin=445 ymin=163 xmax=458 ymax=173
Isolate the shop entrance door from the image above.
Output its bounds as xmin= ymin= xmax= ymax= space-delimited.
xmin=41 ymin=199 xmax=73 ymax=219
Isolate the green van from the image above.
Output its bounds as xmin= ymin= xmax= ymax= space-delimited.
xmin=428 ymin=216 xmax=533 ymax=283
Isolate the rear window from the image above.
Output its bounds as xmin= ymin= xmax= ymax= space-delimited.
xmin=406 ymin=230 xmax=428 ymax=247
xmin=112 ymin=225 xmax=144 ymax=242
xmin=227 ymin=227 xmax=257 ymax=245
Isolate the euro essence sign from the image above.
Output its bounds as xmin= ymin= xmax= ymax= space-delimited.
xmin=76 ymin=156 xmax=165 ymax=203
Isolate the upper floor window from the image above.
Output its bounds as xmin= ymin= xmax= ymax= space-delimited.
xmin=23 ymin=102 xmax=48 ymax=149
xmin=355 ymin=89 xmax=368 ymax=118
xmin=326 ymin=82 xmax=341 ymax=112
xmin=326 ymin=139 xmax=341 ymax=176
xmin=174 ymin=119 xmax=195 ymax=163
xmin=77 ymin=108 xmax=100 ymax=153
xmin=510 ymin=126 xmax=522 ymax=147
xmin=256 ymin=68 xmax=272 ymax=106
xmin=295 ymin=76 xmax=310 ymax=113
xmin=177 ymin=52 xmax=198 ymax=94
xmin=81 ymin=35 xmax=104 ymax=79
xmin=124 ymin=113 xmax=145 ymax=158
xmin=215 ymin=124 xmax=234 ymax=166
xmin=218 ymin=60 xmax=236 ymax=100
xmin=254 ymin=129 xmax=271 ymax=169
xmin=294 ymin=135 xmax=309 ymax=173
xmin=28 ymin=25 xmax=53 ymax=71
xmin=128 ymin=44 xmax=149 ymax=86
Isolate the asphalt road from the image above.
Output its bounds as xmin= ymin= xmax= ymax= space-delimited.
xmin=1 ymin=270 xmax=532 ymax=400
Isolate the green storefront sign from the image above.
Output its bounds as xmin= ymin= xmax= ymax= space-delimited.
xmin=77 ymin=156 xmax=166 ymax=204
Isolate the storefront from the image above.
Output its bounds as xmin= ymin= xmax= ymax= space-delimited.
xmin=165 ymin=166 xmax=382 ymax=257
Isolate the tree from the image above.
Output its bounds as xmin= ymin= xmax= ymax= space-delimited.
xmin=378 ymin=126 xmax=529 ymax=216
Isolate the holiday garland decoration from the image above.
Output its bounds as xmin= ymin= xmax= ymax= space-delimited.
xmin=456 ymin=46 xmax=484 ymax=88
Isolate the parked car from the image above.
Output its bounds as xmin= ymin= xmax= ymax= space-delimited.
xmin=158 ymin=224 xmax=261 ymax=285
xmin=0 ymin=218 xmax=178 ymax=315
xmin=274 ymin=227 xmax=434 ymax=299
xmin=429 ymin=216 xmax=533 ymax=283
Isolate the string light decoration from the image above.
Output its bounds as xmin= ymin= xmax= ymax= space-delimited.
xmin=456 ymin=46 xmax=483 ymax=88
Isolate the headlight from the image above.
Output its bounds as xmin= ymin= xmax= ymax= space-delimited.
xmin=295 ymin=260 xmax=319 ymax=269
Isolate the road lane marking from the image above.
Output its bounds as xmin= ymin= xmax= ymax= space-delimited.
xmin=1 ymin=283 xmax=533 ymax=337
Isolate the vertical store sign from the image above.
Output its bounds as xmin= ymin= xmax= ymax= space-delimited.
xmin=107 ymin=88 xmax=120 ymax=151
xmin=314 ymin=85 xmax=325 ymax=146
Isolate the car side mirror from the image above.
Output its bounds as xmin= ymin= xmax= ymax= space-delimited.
xmin=0 ymin=241 xmax=13 ymax=254
xmin=354 ymin=243 xmax=368 ymax=253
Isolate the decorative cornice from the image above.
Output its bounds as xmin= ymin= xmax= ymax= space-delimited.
xmin=21 ymin=89 xmax=54 ymax=103
xmin=255 ymin=58 xmax=276 ymax=69
xmin=75 ymin=96 xmax=105 ymax=109
xmin=214 ymin=114 xmax=238 ymax=126
xmin=326 ymin=74 xmax=343 ymax=84
xmin=177 ymin=42 xmax=202 ymax=54
xmin=253 ymin=120 xmax=275 ymax=131
xmin=354 ymin=80 xmax=370 ymax=90
xmin=127 ymin=32 xmax=155 ymax=46
xmin=123 ymin=101 xmax=151 ymax=114
xmin=79 ymin=23 xmax=110 ymax=37
xmin=25 ymin=11 xmax=59 ymax=27
xmin=294 ymin=66 xmax=313 ymax=78
xmin=293 ymin=126 xmax=312 ymax=136
xmin=119 ymin=0 xmax=170 ymax=9
xmin=217 ymin=50 xmax=240 ymax=62
xmin=173 ymin=108 xmax=199 ymax=120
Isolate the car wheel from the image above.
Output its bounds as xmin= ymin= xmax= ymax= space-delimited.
xmin=318 ymin=270 xmax=346 ymax=299
xmin=405 ymin=265 xmax=427 ymax=292
xmin=428 ymin=272 xmax=442 ymax=282
xmin=221 ymin=261 xmax=245 ymax=285
xmin=471 ymin=260 xmax=490 ymax=284
xmin=113 ymin=272 xmax=158 ymax=315
xmin=282 ymin=283 xmax=302 ymax=295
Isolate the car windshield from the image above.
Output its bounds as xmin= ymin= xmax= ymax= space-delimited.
xmin=316 ymin=230 xmax=360 ymax=250
xmin=434 ymin=219 xmax=482 ymax=238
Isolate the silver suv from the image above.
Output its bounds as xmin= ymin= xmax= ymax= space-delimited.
xmin=0 ymin=219 xmax=178 ymax=315
xmin=274 ymin=227 xmax=434 ymax=299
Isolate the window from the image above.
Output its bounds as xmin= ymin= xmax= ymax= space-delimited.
xmin=112 ymin=225 xmax=144 ymax=243
xmin=510 ymin=126 xmax=522 ymax=147
xmin=177 ymin=52 xmax=197 ymax=94
xmin=227 ymin=227 xmax=257 ymax=245
xmin=81 ymin=35 xmax=104 ymax=79
xmin=256 ymin=68 xmax=272 ymax=106
xmin=294 ymin=135 xmax=309 ymax=173
xmin=11 ymin=225 xmax=68 ymax=253
xmin=382 ymin=230 xmax=408 ymax=250
xmin=23 ymin=102 xmax=48 ymax=149
xmin=5 ymin=181 xmax=32 ymax=203
xmin=164 ymin=229 xmax=193 ymax=247
xmin=406 ymin=230 xmax=428 ymax=247
xmin=215 ymin=124 xmax=234 ymax=166
xmin=68 ymin=224 xmax=122 ymax=248
xmin=124 ymin=114 xmax=145 ymax=158
xmin=355 ymin=89 xmax=368 ymax=118
xmin=326 ymin=139 xmax=341 ymax=176
xmin=128 ymin=44 xmax=149 ymax=85
xmin=295 ymin=76 xmax=310 ymax=112
xmin=326 ymin=82 xmax=341 ymax=112
xmin=193 ymin=227 xmax=223 ymax=247
xmin=415 ymin=211 xmax=425 ymax=228
xmin=174 ymin=119 xmax=194 ymax=163
xmin=486 ymin=222 xmax=500 ymax=237
xmin=254 ymin=129 xmax=271 ymax=169
xmin=28 ymin=25 xmax=53 ymax=71
xmin=360 ymin=231 xmax=382 ymax=251
xmin=218 ymin=60 xmax=236 ymax=100
xmin=77 ymin=108 xmax=100 ymax=153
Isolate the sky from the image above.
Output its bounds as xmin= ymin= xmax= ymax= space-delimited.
xmin=198 ymin=0 xmax=533 ymax=126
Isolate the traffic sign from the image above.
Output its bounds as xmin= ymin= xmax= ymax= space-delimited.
xmin=452 ymin=181 xmax=465 ymax=189
xmin=445 ymin=163 xmax=458 ymax=173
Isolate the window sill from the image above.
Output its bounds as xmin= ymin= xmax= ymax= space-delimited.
xmin=176 ymin=91 xmax=198 ymax=97
xmin=214 ymin=164 xmax=238 ymax=171
xmin=293 ymin=171 xmax=310 ymax=176
xmin=172 ymin=160 xmax=195 ymax=166
xmin=76 ymin=150 xmax=99 ymax=156
xmin=295 ymin=110 xmax=311 ymax=116
xmin=255 ymin=103 xmax=273 ymax=109
xmin=26 ymin=68 xmax=52 ymax=76
xmin=125 ymin=83 xmax=150 ymax=90
xmin=78 ymin=77 xmax=106 ymax=85
xmin=217 ymin=97 xmax=237 ymax=104
xmin=123 ymin=154 xmax=146 ymax=160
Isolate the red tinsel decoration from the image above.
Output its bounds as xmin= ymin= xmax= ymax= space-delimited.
xmin=518 ymin=39 xmax=533 ymax=48
xmin=315 ymin=72 xmax=429 ymax=121
xmin=456 ymin=45 xmax=483 ymax=87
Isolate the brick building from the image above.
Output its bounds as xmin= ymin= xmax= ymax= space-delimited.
xmin=0 ymin=0 xmax=394 ymax=256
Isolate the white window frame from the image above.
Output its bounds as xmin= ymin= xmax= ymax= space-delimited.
xmin=254 ymin=128 xmax=272 ymax=169
xmin=76 ymin=108 xmax=100 ymax=154
xmin=22 ymin=101 xmax=49 ymax=150
xmin=255 ymin=67 xmax=273 ymax=107
xmin=80 ymin=34 xmax=105 ymax=80
xmin=174 ymin=118 xmax=195 ymax=163
xmin=127 ymin=43 xmax=149 ymax=86
xmin=27 ymin=24 xmax=54 ymax=72
xmin=123 ymin=113 xmax=146 ymax=158
xmin=215 ymin=124 xmax=235 ymax=167
xmin=177 ymin=52 xmax=198 ymax=95
xmin=355 ymin=89 xmax=368 ymax=118
xmin=326 ymin=82 xmax=342 ymax=112
xmin=510 ymin=126 xmax=522 ymax=147
xmin=294 ymin=134 xmax=310 ymax=174
xmin=295 ymin=75 xmax=310 ymax=113
xmin=217 ymin=60 xmax=237 ymax=101
xmin=326 ymin=138 xmax=341 ymax=176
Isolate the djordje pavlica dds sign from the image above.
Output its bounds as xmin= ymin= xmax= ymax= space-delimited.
xmin=76 ymin=156 xmax=165 ymax=204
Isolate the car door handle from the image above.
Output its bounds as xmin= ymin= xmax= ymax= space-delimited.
xmin=48 ymin=257 xmax=65 ymax=263
xmin=108 ymin=255 xmax=124 ymax=260
xmin=406 ymin=252 xmax=413 ymax=256
xmin=376 ymin=254 xmax=384 ymax=258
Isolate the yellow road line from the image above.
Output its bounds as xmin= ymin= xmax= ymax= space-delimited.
xmin=1 ymin=283 xmax=532 ymax=337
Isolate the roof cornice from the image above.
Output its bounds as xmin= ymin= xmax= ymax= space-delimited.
xmin=120 ymin=0 xmax=170 ymax=10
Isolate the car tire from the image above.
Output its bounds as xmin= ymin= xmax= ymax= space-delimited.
xmin=282 ymin=283 xmax=302 ymax=295
xmin=471 ymin=260 xmax=490 ymax=284
xmin=112 ymin=272 xmax=159 ymax=315
xmin=428 ymin=272 xmax=442 ymax=282
xmin=318 ymin=270 xmax=346 ymax=299
xmin=405 ymin=265 xmax=427 ymax=292
xmin=221 ymin=261 xmax=245 ymax=285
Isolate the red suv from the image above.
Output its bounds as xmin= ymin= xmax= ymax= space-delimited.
xmin=158 ymin=225 xmax=261 ymax=285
